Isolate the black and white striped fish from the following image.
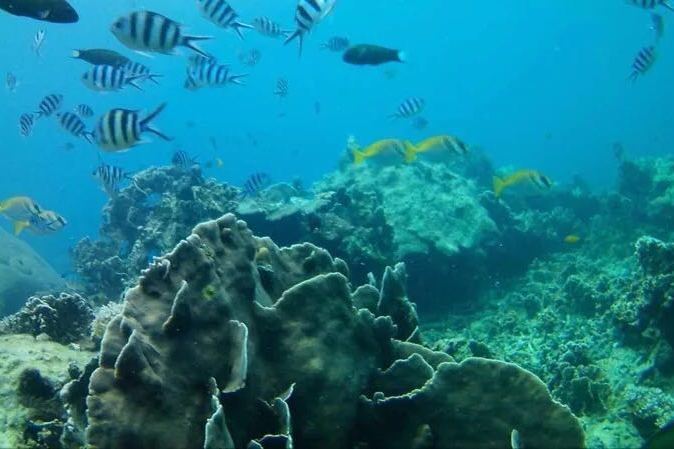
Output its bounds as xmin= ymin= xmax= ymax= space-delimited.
xmin=390 ymin=97 xmax=426 ymax=119
xmin=121 ymin=61 xmax=162 ymax=84
xmin=285 ymin=0 xmax=338 ymax=55
xmin=57 ymin=112 xmax=94 ymax=143
xmin=274 ymin=77 xmax=289 ymax=98
xmin=321 ymin=36 xmax=349 ymax=52
xmin=32 ymin=30 xmax=45 ymax=56
xmin=94 ymin=103 xmax=171 ymax=152
xmin=74 ymin=104 xmax=94 ymax=118
xmin=34 ymin=94 xmax=63 ymax=118
xmin=172 ymin=150 xmax=197 ymax=169
xmin=196 ymin=0 xmax=253 ymax=39
xmin=111 ymin=11 xmax=212 ymax=57
xmin=241 ymin=172 xmax=272 ymax=198
xmin=628 ymin=0 xmax=674 ymax=11
xmin=185 ymin=60 xmax=247 ymax=90
xmin=92 ymin=163 xmax=131 ymax=196
xmin=5 ymin=72 xmax=18 ymax=92
xmin=252 ymin=17 xmax=290 ymax=39
xmin=629 ymin=46 xmax=657 ymax=81
xmin=81 ymin=65 xmax=144 ymax=92
xmin=19 ymin=113 xmax=34 ymax=137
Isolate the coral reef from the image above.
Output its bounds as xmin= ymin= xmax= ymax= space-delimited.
xmin=71 ymin=166 xmax=239 ymax=301
xmin=0 ymin=292 xmax=94 ymax=344
xmin=0 ymin=227 xmax=65 ymax=316
xmin=0 ymin=334 xmax=95 ymax=449
xmin=77 ymin=214 xmax=583 ymax=449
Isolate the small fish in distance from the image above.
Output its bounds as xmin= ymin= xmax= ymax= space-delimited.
xmin=241 ymin=172 xmax=272 ymax=198
xmin=32 ymin=29 xmax=45 ymax=56
xmin=628 ymin=0 xmax=674 ymax=11
xmin=5 ymin=72 xmax=18 ymax=92
xmin=56 ymin=112 xmax=94 ymax=143
xmin=629 ymin=45 xmax=657 ymax=82
xmin=172 ymin=150 xmax=197 ymax=169
xmin=0 ymin=0 xmax=79 ymax=23
xmin=274 ymin=78 xmax=289 ymax=98
xmin=321 ymin=36 xmax=350 ymax=52
xmin=253 ymin=17 xmax=290 ymax=39
xmin=390 ymin=97 xmax=425 ymax=119
xmin=71 ymin=49 xmax=130 ymax=67
xmin=111 ymin=10 xmax=212 ymax=57
xmin=343 ymin=44 xmax=405 ymax=66
xmin=74 ymin=104 xmax=93 ymax=118
xmin=34 ymin=93 xmax=63 ymax=118
xmin=19 ymin=113 xmax=35 ymax=137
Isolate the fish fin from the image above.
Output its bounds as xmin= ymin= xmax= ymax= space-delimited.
xmin=147 ymin=73 xmax=163 ymax=85
xmin=664 ymin=1 xmax=674 ymax=11
xmin=397 ymin=51 xmax=406 ymax=63
xmin=284 ymin=30 xmax=304 ymax=57
xmin=181 ymin=35 xmax=213 ymax=58
xmin=493 ymin=176 xmax=505 ymax=198
xmin=134 ymin=50 xmax=155 ymax=59
xmin=403 ymin=141 xmax=417 ymax=163
xmin=352 ymin=149 xmax=366 ymax=165
xmin=13 ymin=221 xmax=29 ymax=236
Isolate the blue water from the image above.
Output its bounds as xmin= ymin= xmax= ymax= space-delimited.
xmin=1 ymin=0 xmax=672 ymax=271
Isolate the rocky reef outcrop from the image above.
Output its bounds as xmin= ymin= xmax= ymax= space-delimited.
xmin=0 ymin=227 xmax=65 ymax=316
xmin=75 ymin=214 xmax=584 ymax=449
xmin=71 ymin=166 xmax=238 ymax=301
xmin=239 ymin=160 xmax=598 ymax=313
xmin=0 ymin=292 xmax=94 ymax=344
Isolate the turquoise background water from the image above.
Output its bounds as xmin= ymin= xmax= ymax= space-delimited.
xmin=0 ymin=0 xmax=672 ymax=271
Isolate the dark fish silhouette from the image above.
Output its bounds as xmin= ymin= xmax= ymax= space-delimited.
xmin=343 ymin=44 xmax=405 ymax=66
xmin=0 ymin=0 xmax=78 ymax=23
xmin=71 ymin=49 xmax=130 ymax=67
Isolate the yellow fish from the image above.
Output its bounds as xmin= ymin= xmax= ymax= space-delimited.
xmin=0 ymin=196 xmax=42 ymax=235
xmin=24 ymin=210 xmax=67 ymax=236
xmin=493 ymin=170 xmax=553 ymax=198
xmin=564 ymin=235 xmax=581 ymax=244
xmin=405 ymin=135 xmax=469 ymax=163
xmin=352 ymin=139 xmax=412 ymax=165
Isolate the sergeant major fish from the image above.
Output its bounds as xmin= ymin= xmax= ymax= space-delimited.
xmin=111 ymin=10 xmax=212 ymax=57
xmin=274 ymin=77 xmax=289 ymax=98
xmin=74 ymin=104 xmax=93 ymax=118
xmin=241 ymin=172 xmax=272 ymax=198
xmin=172 ymin=150 xmax=197 ymax=169
xmin=390 ymin=97 xmax=425 ymax=119
xmin=81 ymin=65 xmax=145 ymax=92
xmin=19 ymin=113 xmax=35 ymax=137
xmin=629 ymin=45 xmax=657 ymax=82
xmin=628 ymin=0 xmax=674 ymax=11
xmin=121 ymin=61 xmax=162 ymax=84
xmin=252 ymin=17 xmax=290 ymax=39
xmin=92 ymin=163 xmax=133 ymax=196
xmin=185 ymin=60 xmax=247 ymax=90
xmin=94 ymin=103 xmax=171 ymax=152
xmin=34 ymin=93 xmax=63 ymax=118
xmin=196 ymin=0 xmax=253 ymax=39
xmin=285 ymin=0 xmax=338 ymax=55
xmin=56 ymin=112 xmax=94 ymax=143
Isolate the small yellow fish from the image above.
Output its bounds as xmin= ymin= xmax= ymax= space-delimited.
xmin=493 ymin=170 xmax=552 ymax=198
xmin=352 ymin=139 xmax=412 ymax=165
xmin=0 ymin=196 xmax=42 ymax=235
xmin=405 ymin=135 xmax=469 ymax=163
xmin=564 ymin=235 xmax=581 ymax=244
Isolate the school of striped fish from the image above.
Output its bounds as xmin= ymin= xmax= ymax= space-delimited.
xmin=1 ymin=0 xmax=672 ymax=237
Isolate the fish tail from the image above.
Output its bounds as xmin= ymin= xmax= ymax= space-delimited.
xmin=228 ymin=74 xmax=248 ymax=85
xmin=82 ymin=131 xmax=95 ymax=145
xmin=13 ymin=221 xmax=29 ymax=236
xmin=352 ymin=149 xmax=366 ymax=165
xmin=493 ymin=176 xmax=506 ymax=198
xmin=664 ymin=1 xmax=674 ymax=11
xmin=397 ymin=51 xmax=406 ymax=63
xmin=284 ymin=30 xmax=304 ymax=57
xmin=141 ymin=103 xmax=172 ymax=141
xmin=147 ymin=73 xmax=163 ymax=85
xmin=403 ymin=141 xmax=417 ymax=163
xmin=71 ymin=50 xmax=81 ymax=59
xmin=181 ymin=35 xmax=213 ymax=58
xmin=233 ymin=22 xmax=254 ymax=40
xmin=127 ymin=75 xmax=145 ymax=91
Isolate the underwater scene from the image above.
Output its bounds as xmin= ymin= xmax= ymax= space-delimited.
xmin=3 ymin=0 xmax=674 ymax=448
